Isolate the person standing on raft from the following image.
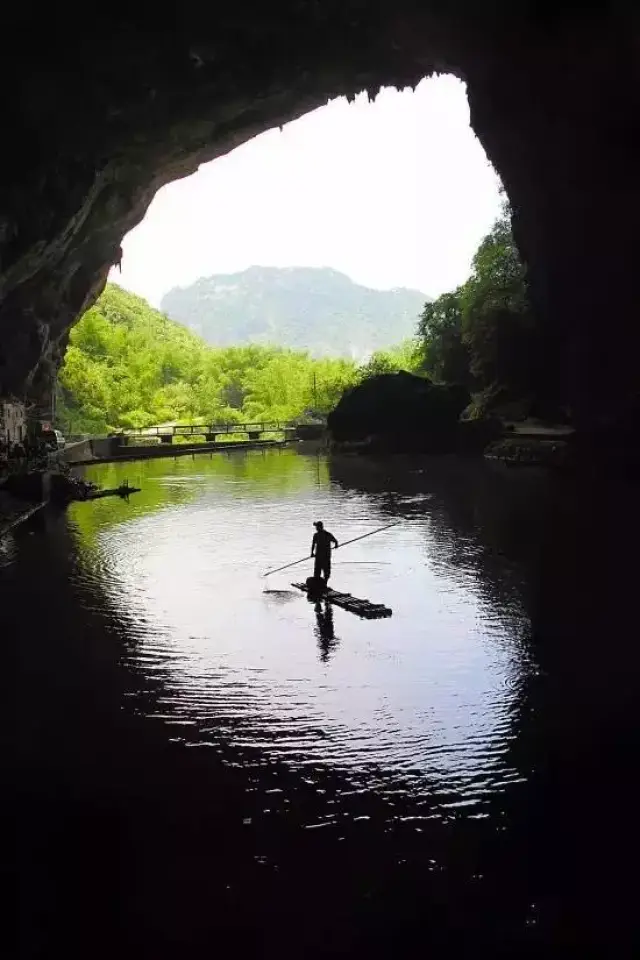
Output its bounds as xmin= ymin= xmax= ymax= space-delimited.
xmin=311 ymin=521 xmax=339 ymax=584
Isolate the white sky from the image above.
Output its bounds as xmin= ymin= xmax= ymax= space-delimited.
xmin=113 ymin=75 xmax=502 ymax=306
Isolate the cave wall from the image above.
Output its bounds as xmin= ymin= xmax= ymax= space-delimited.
xmin=0 ymin=4 xmax=638 ymax=426
xmin=464 ymin=8 xmax=640 ymax=428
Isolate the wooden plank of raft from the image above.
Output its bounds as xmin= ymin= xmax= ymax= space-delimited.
xmin=291 ymin=582 xmax=392 ymax=619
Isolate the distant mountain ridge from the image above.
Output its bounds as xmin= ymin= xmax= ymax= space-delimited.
xmin=160 ymin=266 xmax=430 ymax=358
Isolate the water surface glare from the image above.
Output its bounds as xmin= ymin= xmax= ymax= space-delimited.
xmin=72 ymin=450 xmax=532 ymax=811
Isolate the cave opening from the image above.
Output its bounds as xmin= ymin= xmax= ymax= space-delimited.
xmin=46 ymin=75 xmax=510 ymax=440
xmin=113 ymin=75 xmax=500 ymax=313
xmin=1 ymin=4 xmax=638 ymax=438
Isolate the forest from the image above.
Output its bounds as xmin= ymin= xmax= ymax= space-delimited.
xmin=58 ymin=205 xmax=537 ymax=436
xmin=57 ymin=285 xmax=417 ymax=435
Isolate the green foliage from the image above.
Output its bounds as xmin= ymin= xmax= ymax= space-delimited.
xmin=418 ymin=291 xmax=470 ymax=386
xmin=460 ymin=213 xmax=536 ymax=400
xmin=416 ymin=207 xmax=538 ymax=415
xmin=57 ymin=284 xmax=362 ymax=434
xmin=357 ymin=339 xmax=423 ymax=380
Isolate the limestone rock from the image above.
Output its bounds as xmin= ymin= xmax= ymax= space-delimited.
xmin=328 ymin=371 xmax=469 ymax=451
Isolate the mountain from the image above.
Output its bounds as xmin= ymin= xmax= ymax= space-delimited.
xmin=160 ymin=266 xmax=429 ymax=358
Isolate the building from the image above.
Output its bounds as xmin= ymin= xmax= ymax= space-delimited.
xmin=1 ymin=399 xmax=27 ymax=445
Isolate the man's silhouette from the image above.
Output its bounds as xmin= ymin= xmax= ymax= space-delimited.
xmin=311 ymin=521 xmax=338 ymax=584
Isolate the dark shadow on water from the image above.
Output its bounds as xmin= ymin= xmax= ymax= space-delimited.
xmin=329 ymin=453 xmax=640 ymax=952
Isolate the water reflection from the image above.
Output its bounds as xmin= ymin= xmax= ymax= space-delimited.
xmin=313 ymin=600 xmax=339 ymax=662
xmin=61 ymin=451 xmax=532 ymax=805
xmin=5 ymin=448 xmax=639 ymax=954
xmin=328 ymin=453 xmax=546 ymax=628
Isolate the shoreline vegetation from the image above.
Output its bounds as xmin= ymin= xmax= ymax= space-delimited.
xmin=56 ymin=284 xmax=378 ymax=439
xmin=44 ymin=202 xmax=590 ymax=476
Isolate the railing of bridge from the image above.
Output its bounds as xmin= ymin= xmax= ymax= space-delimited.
xmin=120 ymin=421 xmax=297 ymax=441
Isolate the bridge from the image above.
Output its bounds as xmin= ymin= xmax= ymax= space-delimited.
xmin=64 ymin=420 xmax=326 ymax=464
xmin=119 ymin=421 xmax=310 ymax=445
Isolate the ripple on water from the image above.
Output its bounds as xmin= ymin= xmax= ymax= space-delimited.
xmin=68 ymin=450 xmax=535 ymax=821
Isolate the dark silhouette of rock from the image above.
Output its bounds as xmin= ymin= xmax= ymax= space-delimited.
xmin=328 ymin=371 xmax=469 ymax=451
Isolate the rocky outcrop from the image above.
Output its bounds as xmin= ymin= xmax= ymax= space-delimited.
xmin=1 ymin=6 xmax=639 ymax=428
xmin=328 ymin=372 xmax=469 ymax=452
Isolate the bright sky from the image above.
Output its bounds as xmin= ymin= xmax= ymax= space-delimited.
xmin=114 ymin=75 xmax=502 ymax=306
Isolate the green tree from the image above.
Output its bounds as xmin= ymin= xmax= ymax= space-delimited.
xmin=414 ymin=208 xmax=539 ymax=416
xmin=358 ymin=340 xmax=422 ymax=380
xmin=460 ymin=212 xmax=536 ymax=406
xmin=308 ymin=357 xmax=359 ymax=416
xmin=418 ymin=290 xmax=470 ymax=386
xmin=57 ymin=283 xmax=362 ymax=432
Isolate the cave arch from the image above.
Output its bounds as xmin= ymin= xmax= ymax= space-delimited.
xmin=1 ymin=4 xmax=638 ymax=428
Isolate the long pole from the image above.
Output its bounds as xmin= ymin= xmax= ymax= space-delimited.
xmin=262 ymin=521 xmax=400 ymax=577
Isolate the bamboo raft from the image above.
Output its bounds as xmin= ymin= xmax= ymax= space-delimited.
xmin=291 ymin=582 xmax=392 ymax=619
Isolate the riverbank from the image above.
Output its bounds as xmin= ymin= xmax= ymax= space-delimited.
xmin=66 ymin=436 xmax=326 ymax=467
xmin=1 ymin=461 xmax=52 ymax=538
xmin=0 ymin=488 xmax=47 ymax=539
xmin=330 ymin=417 xmax=577 ymax=466
xmin=66 ymin=437 xmax=289 ymax=466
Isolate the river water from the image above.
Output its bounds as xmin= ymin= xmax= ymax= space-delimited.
xmin=4 ymin=449 xmax=640 ymax=956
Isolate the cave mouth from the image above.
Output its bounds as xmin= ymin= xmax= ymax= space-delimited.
xmin=1 ymin=6 xmax=639 ymax=430
xmin=112 ymin=75 xmax=501 ymax=319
